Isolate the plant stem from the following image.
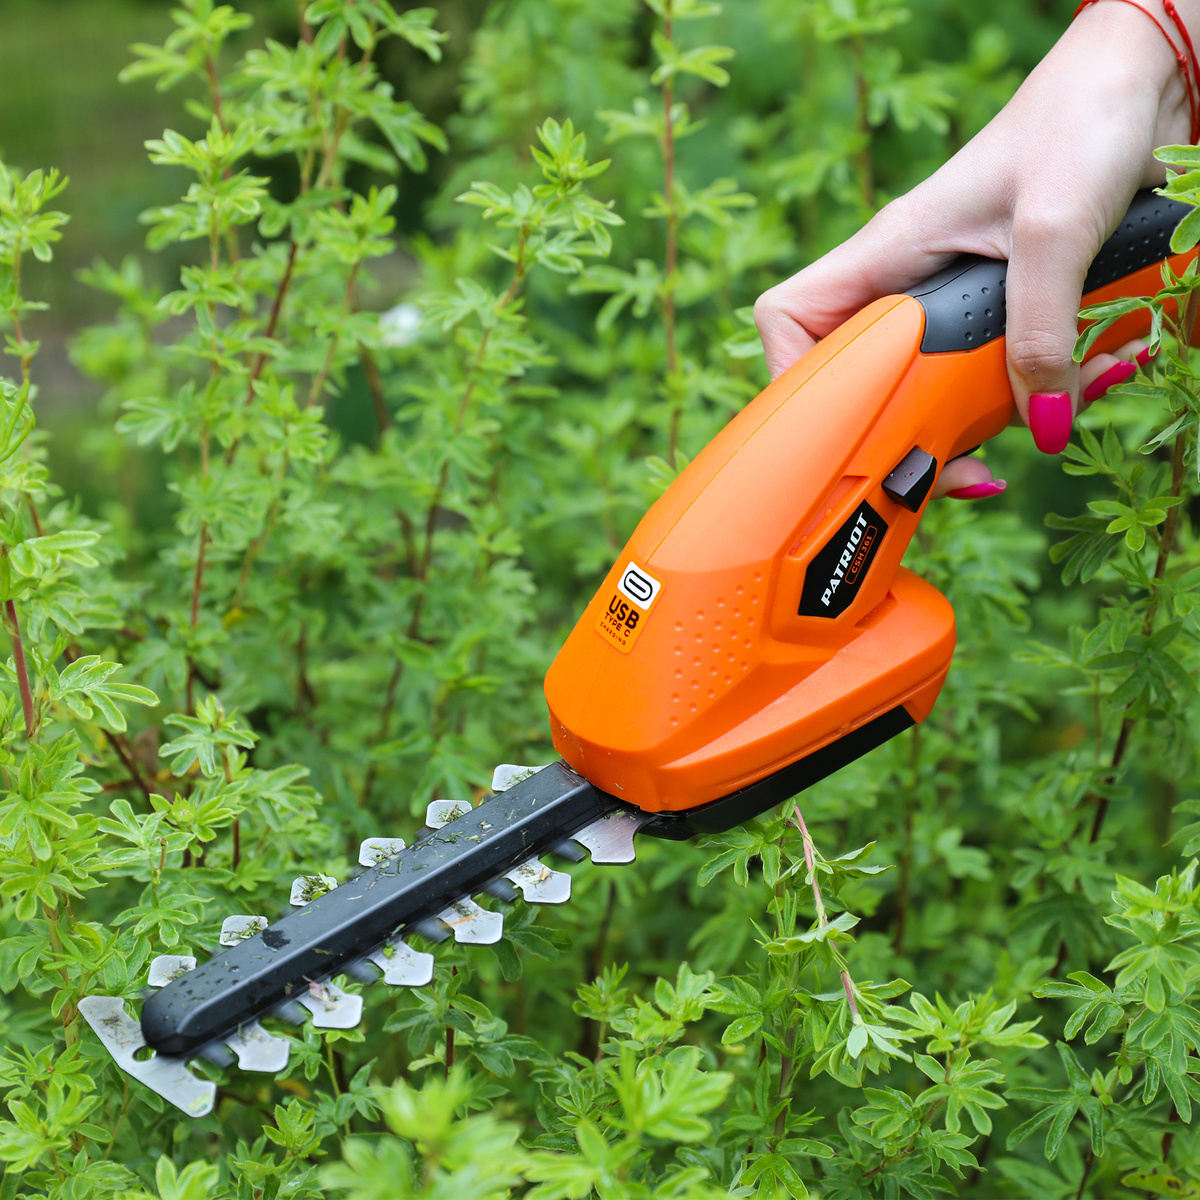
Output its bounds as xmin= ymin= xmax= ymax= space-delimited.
xmin=295 ymin=623 xmax=317 ymax=714
xmin=415 ymin=239 xmax=528 ymax=583
xmin=5 ymin=599 xmax=34 ymax=737
xmin=893 ymin=725 xmax=919 ymax=953
xmin=792 ymin=803 xmax=860 ymax=1021
xmin=658 ymin=2 xmax=682 ymax=468
xmin=770 ymin=867 xmax=804 ymax=1145
xmin=205 ymin=54 xmax=228 ymax=134
xmin=185 ymin=527 xmax=209 ymax=714
xmin=579 ymin=881 xmax=618 ymax=1061
xmin=1088 ymin=420 xmax=1187 ymax=845
xmin=361 ymin=342 xmax=390 ymax=441
xmin=1074 ymin=1148 xmax=1094 ymax=1200
xmin=100 ymin=1081 xmax=131 ymax=1160
xmin=231 ymin=458 xmax=288 ymax=613
xmin=1055 ymin=297 xmax=1199 ymax=974
xmin=361 ymin=659 xmax=405 ymax=805
xmin=326 ymin=1039 xmax=342 ymax=1098
xmin=850 ymin=36 xmax=875 ymax=209
xmin=445 ymin=966 xmax=458 ymax=1079
xmin=306 ymin=262 xmax=361 ymax=407
xmin=364 ymin=245 xmax=530 ymax=805
xmin=102 ymin=730 xmax=154 ymax=801
xmin=224 ymin=238 xmax=300 ymax=468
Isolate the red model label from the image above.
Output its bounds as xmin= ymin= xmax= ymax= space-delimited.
xmin=846 ymin=525 xmax=879 ymax=583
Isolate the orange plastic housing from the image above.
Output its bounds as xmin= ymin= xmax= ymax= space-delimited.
xmin=544 ymin=255 xmax=1193 ymax=813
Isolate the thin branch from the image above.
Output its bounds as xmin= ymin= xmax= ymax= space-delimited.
xmin=5 ymin=599 xmax=35 ymax=737
xmin=850 ymin=35 xmax=875 ymax=209
xmin=361 ymin=342 xmax=390 ymax=441
xmin=306 ymin=263 xmax=361 ymax=407
xmin=661 ymin=5 xmax=681 ymax=468
xmin=893 ymin=725 xmax=919 ymax=953
xmin=1073 ymin=1148 xmax=1094 ymax=1200
xmin=791 ymin=802 xmax=860 ymax=1021
xmin=1088 ymin=418 xmax=1187 ymax=846
xmin=205 ymin=54 xmax=228 ymax=134
xmin=102 ymin=730 xmax=154 ymax=802
xmin=1058 ymin=291 xmax=1199 ymax=974
xmin=361 ymin=658 xmax=406 ymax=805
xmin=224 ymin=238 xmax=300 ymax=468
xmin=185 ymin=527 xmax=209 ymax=714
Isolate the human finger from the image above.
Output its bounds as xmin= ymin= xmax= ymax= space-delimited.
xmin=1004 ymin=202 xmax=1114 ymax=453
xmin=1078 ymin=338 xmax=1155 ymax=408
xmin=932 ymin=454 xmax=1004 ymax=500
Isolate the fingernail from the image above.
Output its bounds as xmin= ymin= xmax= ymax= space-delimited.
xmin=1135 ymin=345 xmax=1159 ymax=368
xmin=947 ymin=480 xmax=1007 ymax=500
xmin=1029 ymin=391 xmax=1073 ymax=454
xmin=1082 ymin=359 xmax=1136 ymax=403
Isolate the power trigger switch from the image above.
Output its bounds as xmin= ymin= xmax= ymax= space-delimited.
xmin=882 ymin=447 xmax=937 ymax=513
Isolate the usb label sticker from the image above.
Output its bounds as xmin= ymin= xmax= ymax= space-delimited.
xmin=596 ymin=562 xmax=663 ymax=653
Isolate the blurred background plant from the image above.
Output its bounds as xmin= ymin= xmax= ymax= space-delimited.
xmin=4 ymin=1 xmax=1200 ymax=1197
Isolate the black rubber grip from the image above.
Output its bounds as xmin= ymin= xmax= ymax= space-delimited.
xmin=906 ymin=190 xmax=1189 ymax=354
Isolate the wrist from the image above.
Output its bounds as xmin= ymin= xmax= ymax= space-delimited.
xmin=1071 ymin=1 xmax=1196 ymax=133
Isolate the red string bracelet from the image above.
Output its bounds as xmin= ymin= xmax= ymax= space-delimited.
xmin=1075 ymin=0 xmax=1200 ymax=143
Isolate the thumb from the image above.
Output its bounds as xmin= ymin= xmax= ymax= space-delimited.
xmin=753 ymin=199 xmax=956 ymax=380
xmin=1004 ymin=207 xmax=1107 ymax=454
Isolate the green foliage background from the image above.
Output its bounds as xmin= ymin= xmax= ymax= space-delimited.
xmin=7 ymin=0 xmax=1200 ymax=1197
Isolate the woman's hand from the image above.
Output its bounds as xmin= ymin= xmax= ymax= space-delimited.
xmin=753 ymin=1 xmax=1196 ymax=497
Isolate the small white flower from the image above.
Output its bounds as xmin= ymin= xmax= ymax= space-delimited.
xmin=378 ymin=302 xmax=421 ymax=348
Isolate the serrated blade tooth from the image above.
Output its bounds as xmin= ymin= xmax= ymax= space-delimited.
xmin=369 ymin=939 xmax=434 ymax=987
xmin=425 ymin=799 xmax=471 ymax=829
xmin=223 ymin=1021 xmax=290 ymax=1073
xmin=220 ymin=915 xmax=268 ymax=947
xmin=491 ymin=763 xmax=550 ymax=793
xmin=78 ymin=996 xmax=216 ymax=1118
xmin=298 ymin=980 xmax=363 ymax=1029
xmin=146 ymin=955 xmax=197 ymax=988
xmin=438 ymin=897 xmax=503 ymax=944
xmin=358 ymin=837 xmax=406 ymax=868
xmin=505 ymin=857 xmax=571 ymax=904
xmin=571 ymin=810 xmax=648 ymax=864
xmin=289 ymin=874 xmax=337 ymax=907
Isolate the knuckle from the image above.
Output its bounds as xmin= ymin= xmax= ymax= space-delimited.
xmin=1008 ymin=330 xmax=1072 ymax=381
xmin=1010 ymin=203 xmax=1079 ymax=249
xmin=752 ymin=286 xmax=786 ymax=333
xmin=875 ymin=184 xmax=947 ymax=250
xmin=877 ymin=189 xmax=926 ymax=236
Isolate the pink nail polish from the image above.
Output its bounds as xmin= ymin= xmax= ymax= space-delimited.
xmin=947 ymin=480 xmax=1007 ymax=500
xmin=1136 ymin=345 xmax=1159 ymax=368
xmin=1083 ymin=359 xmax=1136 ymax=403
xmin=1029 ymin=392 xmax=1073 ymax=454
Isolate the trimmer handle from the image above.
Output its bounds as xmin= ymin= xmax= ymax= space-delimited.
xmin=545 ymin=189 xmax=1195 ymax=818
xmin=907 ymin=188 xmax=1186 ymax=355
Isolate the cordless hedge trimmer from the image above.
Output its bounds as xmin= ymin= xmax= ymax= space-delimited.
xmin=80 ymin=190 xmax=1193 ymax=1115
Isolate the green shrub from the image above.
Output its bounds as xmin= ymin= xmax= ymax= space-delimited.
xmin=4 ymin=1 xmax=1200 ymax=1197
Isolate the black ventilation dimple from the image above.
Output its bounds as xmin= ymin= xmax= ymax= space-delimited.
xmin=906 ymin=191 xmax=1188 ymax=354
